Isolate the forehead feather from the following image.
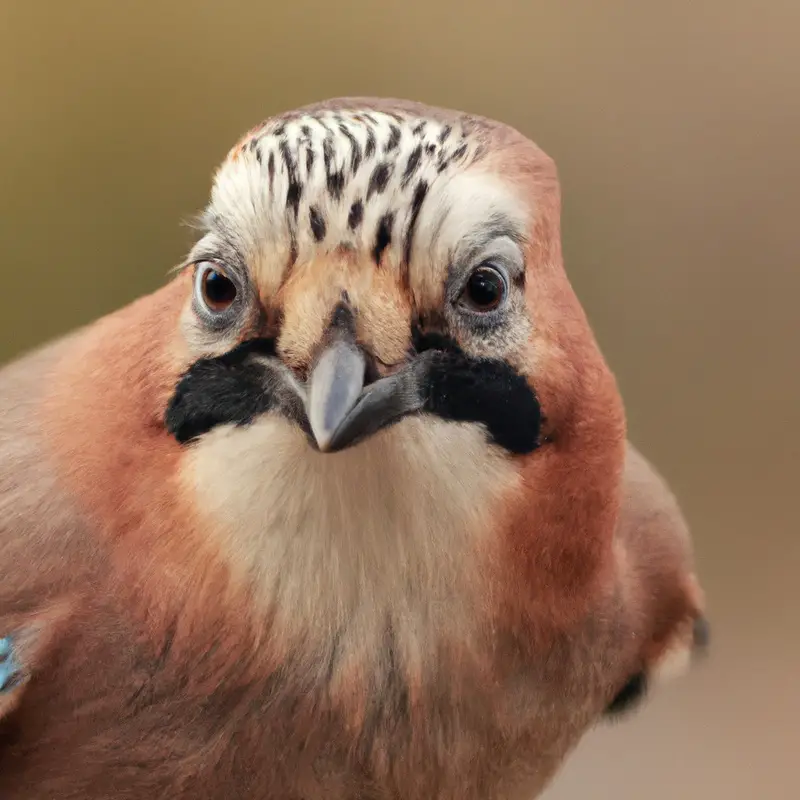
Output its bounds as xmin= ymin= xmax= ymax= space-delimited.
xmin=194 ymin=103 xmax=536 ymax=298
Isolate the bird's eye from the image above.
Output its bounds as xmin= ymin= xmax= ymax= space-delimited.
xmin=459 ymin=265 xmax=507 ymax=313
xmin=195 ymin=262 xmax=238 ymax=314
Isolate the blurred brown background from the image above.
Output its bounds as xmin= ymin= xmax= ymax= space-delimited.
xmin=1 ymin=1 xmax=797 ymax=797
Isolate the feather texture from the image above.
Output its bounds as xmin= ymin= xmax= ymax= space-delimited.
xmin=0 ymin=97 xmax=706 ymax=799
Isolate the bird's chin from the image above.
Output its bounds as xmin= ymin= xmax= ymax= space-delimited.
xmin=182 ymin=410 xmax=521 ymax=665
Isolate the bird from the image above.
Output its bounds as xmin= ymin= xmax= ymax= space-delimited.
xmin=0 ymin=97 xmax=708 ymax=799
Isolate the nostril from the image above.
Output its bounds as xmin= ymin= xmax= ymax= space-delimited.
xmin=693 ymin=616 xmax=711 ymax=650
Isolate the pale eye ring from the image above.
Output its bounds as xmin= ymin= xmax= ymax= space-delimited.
xmin=194 ymin=262 xmax=238 ymax=315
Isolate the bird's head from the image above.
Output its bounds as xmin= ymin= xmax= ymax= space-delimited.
xmin=43 ymin=100 xmax=706 ymax=758
xmin=151 ymin=99 xmax=628 ymax=643
xmin=165 ymin=103 xmax=550 ymax=457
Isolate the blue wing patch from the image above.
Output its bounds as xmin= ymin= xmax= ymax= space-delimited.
xmin=0 ymin=636 xmax=23 ymax=692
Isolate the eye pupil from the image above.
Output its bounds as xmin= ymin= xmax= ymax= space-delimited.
xmin=465 ymin=267 xmax=505 ymax=311
xmin=200 ymin=266 xmax=237 ymax=312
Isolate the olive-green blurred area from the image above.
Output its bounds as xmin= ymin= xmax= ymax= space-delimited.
xmin=1 ymin=2 xmax=798 ymax=798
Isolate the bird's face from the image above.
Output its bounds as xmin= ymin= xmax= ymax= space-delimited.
xmin=160 ymin=105 xmax=566 ymax=652
xmin=167 ymin=111 xmax=541 ymax=456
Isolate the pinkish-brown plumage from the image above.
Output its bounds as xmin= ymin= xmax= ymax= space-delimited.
xmin=0 ymin=98 xmax=707 ymax=799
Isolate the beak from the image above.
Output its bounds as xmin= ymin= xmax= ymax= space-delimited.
xmin=306 ymin=338 xmax=366 ymax=452
xmin=304 ymin=302 xmax=424 ymax=452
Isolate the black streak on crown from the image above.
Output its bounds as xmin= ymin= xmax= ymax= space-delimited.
xmin=373 ymin=213 xmax=394 ymax=264
xmin=267 ymin=151 xmax=276 ymax=191
xmin=348 ymin=200 xmax=364 ymax=231
xmin=338 ymin=122 xmax=362 ymax=173
xmin=365 ymin=127 xmax=377 ymax=158
xmin=384 ymin=124 xmax=401 ymax=153
xmin=323 ymin=129 xmax=346 ymax=200
xmin=402 ymin=144 xmax=423 ymax=188
xmin=309 ymin=206 xmax=326 ymax=241
xmin=403 ymin=181 xmax=429 ymax=268
xmin=367 ymin=162 xmax=392 ymax=200
xmin=451 ymin=141 xmax=468 ymax=162
xmin=280 ymin=139 xmax=302 ymax=219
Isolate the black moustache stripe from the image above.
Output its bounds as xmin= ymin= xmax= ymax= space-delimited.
xmin=165 ymin=338 xmax=542 ymax=456
xmin=420 ymin=353 xmax=541 ymax=455
xmin=164 ymin=338 xmax=289 ymax=445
